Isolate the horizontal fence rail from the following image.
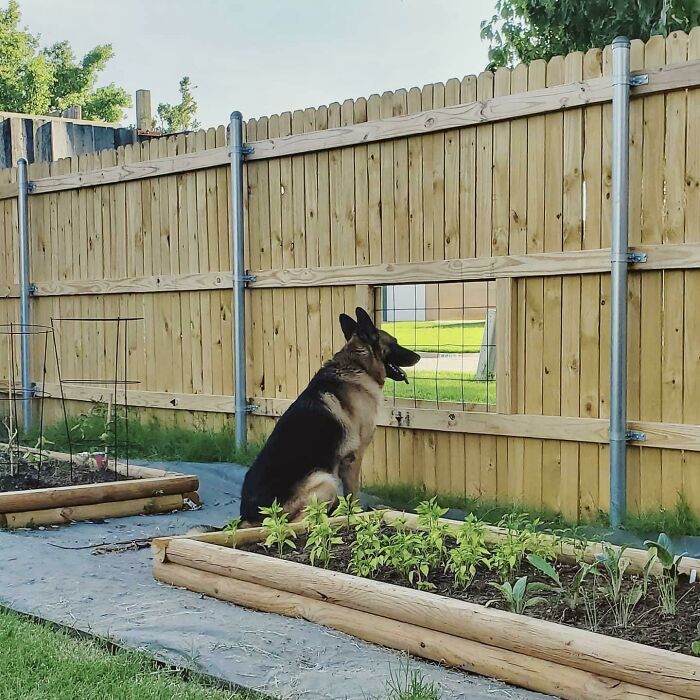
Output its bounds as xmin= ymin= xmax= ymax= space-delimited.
xmin=3 ymin=242 xmax=700 ymax=297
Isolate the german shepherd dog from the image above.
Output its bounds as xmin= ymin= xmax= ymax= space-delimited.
xmin=240 ymin=307 xmax=420 ymax=525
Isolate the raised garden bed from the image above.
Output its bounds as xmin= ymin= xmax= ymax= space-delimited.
xmin=0 ymin=444 xmax=199 ymax=528
xmin=153 ymin=509 xmax=700 ymax=700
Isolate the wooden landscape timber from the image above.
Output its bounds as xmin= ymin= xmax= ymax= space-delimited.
xmin=0 ymin=444 xmax=199 ymax=528
xmin=152 ymin=513 xmax=700 ymax=700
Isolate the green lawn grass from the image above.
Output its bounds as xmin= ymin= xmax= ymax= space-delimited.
xmin=0 ymin=607 xmax=264 ymax=700
xmin=21 ymin=410 xmax=262 ymax=465
xmin=385 ymin=371 xmax=496 ymax=405
xmin=363 ymin=483 xmax=700 ymax=538
xmin=381 ymin=320 xmax=486 ymax=353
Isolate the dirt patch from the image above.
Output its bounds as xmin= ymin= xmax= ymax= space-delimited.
xmin=0 ymin=455 xmax=131 ymax=491
xmin=244 ymin=525 xmax=700 ymax=656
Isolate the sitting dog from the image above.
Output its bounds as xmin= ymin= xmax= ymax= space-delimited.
xmin=240 ymin=307 xmax=420 ymax=525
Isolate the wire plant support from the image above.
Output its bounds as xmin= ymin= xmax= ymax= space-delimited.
xmin=0 ymin=323 xmax=54 ymax=480
xmin=49 ymin=316 xmax=142 ymax=482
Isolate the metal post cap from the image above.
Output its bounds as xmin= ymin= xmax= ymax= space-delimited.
xmin=612 ymin=36 xmax=630 ymax=48
xmin=230 ymin=111 xmax=243 ymax=121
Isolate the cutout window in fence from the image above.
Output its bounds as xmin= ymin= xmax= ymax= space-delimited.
xmin=377 ymin=281 xmax=496 ymax=412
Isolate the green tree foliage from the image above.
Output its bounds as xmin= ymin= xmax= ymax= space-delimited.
xmin=0 ymin=0 xmax=130 ymax=121
xmin=156 ymin=76 xmax=200 ymax=133
xmin=481 ymin=0 xmax=700 ymax=68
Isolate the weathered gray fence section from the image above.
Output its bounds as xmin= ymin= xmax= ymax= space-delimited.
xmin=0 ymin=112 xmax=136 ymax=168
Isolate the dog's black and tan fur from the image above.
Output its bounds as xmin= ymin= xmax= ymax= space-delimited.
xmin=240 ymin=307 xmax=420 ymax=525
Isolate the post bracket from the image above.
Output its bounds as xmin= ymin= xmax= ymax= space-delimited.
xmin=242 ymin=273 xmax=257 ymax=284
xmin=241 ymin=145 xmax=255 ymax=156
xmin=629 ymin=74 xmax=649 ymax=87
xmin=627 ymin=251 xmax=647 ymax=264
xmin=626 ymin=430 xmax=646 ymax=442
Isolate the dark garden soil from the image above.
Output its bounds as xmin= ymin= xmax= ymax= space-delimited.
xmin=0 ymin=456 xmax=131 ymax=492
xmin=243 ymin=525 xmax=700 ymax=656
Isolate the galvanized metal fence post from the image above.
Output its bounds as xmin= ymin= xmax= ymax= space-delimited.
xmin=609 ymin=37 xmax=631 ymax=529
xmin=17 ymin=158 xmax=33 ymax=435
xmin=229 ymin=112 xmax=249 ymax=449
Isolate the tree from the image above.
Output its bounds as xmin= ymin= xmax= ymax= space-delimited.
xmin=0 ymin=0 xmax=130 ymax=121
xmin=156 ymin=76 xmax=200 ymax=133
xmin=481 ymin=0 xmax=700 ymax=69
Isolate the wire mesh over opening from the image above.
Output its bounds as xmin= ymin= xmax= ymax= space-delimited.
xmin=0 ymin=323 xmax=54 ymax=478
xmin=376 ymin=281 xmax=496 ymax=412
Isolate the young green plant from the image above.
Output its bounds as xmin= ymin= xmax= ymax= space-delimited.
xmin=490 ymin=575 xmax=548 ymax=615
xmin=526 ymin=553 xmax=597 ymax=612
xmin=596 ymin=544 xmax=643 ymax=628
xmin=303 ymin=497 xmax=343 ymax=568
xmin=349 ymin=511 xmax=385 ymax=578
xmin=692 ymin=623 xmax=700 ymax=657
xmin=260 ymin=500 xmax=296 ymax=556
xmin=445 ymin=515 xmax=489 ymax=590
xmin=332 ymin=494 xmax=363 ymax=532
xmin=644 ymin=533 xmax=685 ymax=615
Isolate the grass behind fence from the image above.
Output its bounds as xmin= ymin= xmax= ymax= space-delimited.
xmin=385 ymin=370 xmax=495 ymax=405
xmin=363 ymin=482 xmax=700 ymax=538
xmin=381 ymin=320 xmax=485 ymax=353
xmin=23 ymin=410 xmax=261 ymax=465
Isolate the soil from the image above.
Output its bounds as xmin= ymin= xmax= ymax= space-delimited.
xmin=0 ymin=454 xmax=131 ymax=491
xmin=243 ymin=524 xmax=700 ymax=656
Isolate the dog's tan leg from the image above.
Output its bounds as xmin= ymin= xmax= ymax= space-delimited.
xmin=340 ymin=451 xmax=364 ymax=499
xmin=283 ymin=471 xmax=342 ymax=521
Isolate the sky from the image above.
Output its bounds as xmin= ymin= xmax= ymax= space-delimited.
xmin=17 ymin=0 xmax=496 ymax=129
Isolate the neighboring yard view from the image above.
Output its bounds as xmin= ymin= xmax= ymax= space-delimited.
xmin=381 ymin=320 xmax=486 ymax=353
xmin=380 ymin=320 xmax=496 ymax=407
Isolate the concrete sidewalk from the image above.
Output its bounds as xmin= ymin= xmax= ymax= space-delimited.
xmin=1 ymin=461 xmax=553 ymax=700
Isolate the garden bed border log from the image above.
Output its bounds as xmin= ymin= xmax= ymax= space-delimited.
xmin=152 ymin=512 xmax=700 ymax=700
xmin=0 ymin=444 xmax=199 ymax=528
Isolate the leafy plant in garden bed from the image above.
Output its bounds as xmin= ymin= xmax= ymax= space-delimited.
xmin=248 ymin=499 xmax=700 ymax=656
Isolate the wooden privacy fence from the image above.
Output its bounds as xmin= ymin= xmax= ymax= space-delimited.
xmin=1 ymin=31 xmax=700 ymax=521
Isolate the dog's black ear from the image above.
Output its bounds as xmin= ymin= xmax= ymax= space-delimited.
xmin=355 ymin=307 xmax=378 ymax=342
xmin=339 ymin=313 xmax=357 ymax=341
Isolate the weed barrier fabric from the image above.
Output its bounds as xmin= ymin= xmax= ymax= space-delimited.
xmin=0 ymin=461 xmax=550 ymax=700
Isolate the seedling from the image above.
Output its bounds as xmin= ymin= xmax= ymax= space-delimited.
xmin=260 ymin=500 xmax=296 ymax=556
xmin=692 ymin=623 xmax=700 ymax=656
xmin=526 ymin=553 xmax=597 ymax=612
xmin=350 ymin=511 xmax=385 ymax=578
xmin=222 ymin=517 xmax=242 ymax=546
xmin=304 ymin=494 xmax=331 ymax=528
xmin=304 ymin=498 xmax=343 ymax=568
xmin=446 ymin=514 xmax=489 ymax=590
xmin=416 ymin=498 xmax=451 ymax=568
xmin=596 ymin=544 xmax=643 ymax=627
xmin=383 ymin=527 xmax=434 ymax=589
xmin=490 ymin=575 xmax=548 ymax=614
xmin=22 ymin=436 xmax=54 ymax=467
xmin=644 ymin=533 xmax=685 ymax=615
xmin=332 ymin=494 xmax=363 ymax=531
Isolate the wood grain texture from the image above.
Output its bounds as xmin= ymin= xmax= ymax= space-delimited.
xmin=158 ymin=538 xmax=700 ymax=699
xmin=1 ymin=58 xmax=698 ymax=200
